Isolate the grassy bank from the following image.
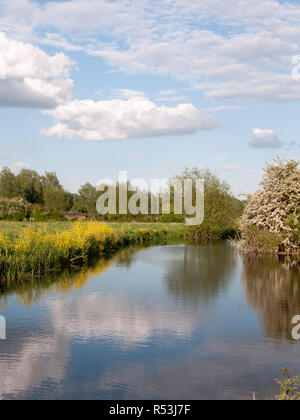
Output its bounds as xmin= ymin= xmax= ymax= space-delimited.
xmin=0 ymin=221 xmax=186 ymax=284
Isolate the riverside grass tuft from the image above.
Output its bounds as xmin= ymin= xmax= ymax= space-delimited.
xmin=0 ymin=222 xmax=186 ymax=284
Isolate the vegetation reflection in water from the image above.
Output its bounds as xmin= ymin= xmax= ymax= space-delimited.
xmin=164 ymin=242 xmax=238 ymax=304
xmin=1 ymin=242 xmax=299 ymax=342
xmin=0 ymin=242 xmax=299 ymax=400
xmin=0 ymin=247 xmax=144 ymax=310
xmin=242 ymin=254 xmax=300 ymax=341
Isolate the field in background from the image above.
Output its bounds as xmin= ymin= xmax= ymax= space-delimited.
xmin=0 ymin=221 xmax=186 ymax=240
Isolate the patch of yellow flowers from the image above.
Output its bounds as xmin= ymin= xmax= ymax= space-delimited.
xmin=0 ymin=222 xmax=120 ymax=261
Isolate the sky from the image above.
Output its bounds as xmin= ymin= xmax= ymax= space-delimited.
xmin=0 ymin=0 xmax=300 ymax=196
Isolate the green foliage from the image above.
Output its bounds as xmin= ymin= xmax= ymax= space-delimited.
xmin=0 ymin=168 xmax=72 ymax=220
xmin=0 ymin=222 xmax=186 ymax=284
xmin=16 ymin=169 xmax=43 ymax=204
xmin=0 ymin=168 xmax=17 ymax=199
xmin=175 ymin=168 xmax=243 ymax=239
xmin=42 ymin=172 xmax=70 ymax=212
xmin=73 ymin=183 xmax=99 ymax=219
xmin=242 ymin=225 xmax=283 ymax=254
xmin=160 ymin=214 xmax=185 ymax=223
xmin=0 ymin=221 xmax=73 ymax=238
xmin=31 ymin=205 xmax=63 ymax=221
xmin=0 ymin=166 xmax=244 ymax=233
xmin=274 ymin=368 xmax=300 ymax=400
xmin=0 ymin=197 xmax=27 ymax=221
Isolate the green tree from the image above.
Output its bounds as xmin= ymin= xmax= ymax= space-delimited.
xmin=15 ymin=169 xmax=43 ymax=204
xmin=42 ymin=172 xmax=70 ymax=212
xmin=174 ymin=167 xmax=243 ymax=239
xmin=0 ymin=168 xmax=18 ymax=198
xmin=73 ymin=183 xmax=99 ymax=218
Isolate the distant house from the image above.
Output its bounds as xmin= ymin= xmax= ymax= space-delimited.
xmin=64 ymin=212 xmax=86 ymax=221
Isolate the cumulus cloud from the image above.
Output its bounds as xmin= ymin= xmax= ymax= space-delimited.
xmin=249 ymin=129 xmax=283 ymax=149
xmin=42 ymin=97 xmax=218 ymax=141
xmin=0 ymin=32 xmax=73 ymax=108
xmin=2 ymin=1 xmax=300 ymax=103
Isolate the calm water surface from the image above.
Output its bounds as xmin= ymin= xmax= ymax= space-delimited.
xmin=0 ymin=242 xmax=300 ymax=400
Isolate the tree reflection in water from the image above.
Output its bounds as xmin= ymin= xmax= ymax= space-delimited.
xmin=164 ymin=241 xmax=238 ymax=304
xmin=242 ymin=254 xmax=300 ymax=340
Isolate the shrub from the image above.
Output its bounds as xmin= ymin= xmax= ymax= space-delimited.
xmin=0 ymin=198 xmax=27 ymax=220
xmin=30 ymin=205 xmax=63 ymax=221
xmin=177 ymin=168 xmax=243 ymax=240
xmin=273 ymin=369 xmax=300 ymax=400
xmin=242 ymin=159 xmax=300 ymax=254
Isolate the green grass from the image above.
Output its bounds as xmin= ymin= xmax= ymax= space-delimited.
xmin=0 ymin=221 xmax=187 ymax=285
xmin=0 ymin=220 xmax=73 ymax=239
xmin=0 ymin=221 xmax=186 ymax=240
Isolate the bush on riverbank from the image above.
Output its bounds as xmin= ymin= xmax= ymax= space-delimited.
xmin=241 ymin=159 xmax=300 ymax=255
xmin=176 ymin=168 xmax=244 ymax=240
xmin=0 ymin=222 xmax=186 ymax=284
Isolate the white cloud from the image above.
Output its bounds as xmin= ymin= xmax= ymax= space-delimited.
xmin=156 ymin=89 xmax=188 ymax=103
xmin=203 ymin=74 xmax=300 ymax=102
xmin=0 ymin=32 xmax=73 ymax=108
xmin=202 ymin=106 xmax=247 ymax=112
xmin=157 ymin=96 xmax=189 ymax=103
xmin=112 ymin=89 xmax=146 ymax=99
xmin=82 ymin=2 xmax=300 ymax=102
xmin=2 ymin=1 xmax=300 ymax=103
xmin=249 ymin=129 xmax=282 ymax=149
xmin=158 ymin=90 xmax=177 ymax=96
xmin=42 ymin=97 xmax=218 ymax=141
xmin=13 ymin=162 xmax=31 ymax=172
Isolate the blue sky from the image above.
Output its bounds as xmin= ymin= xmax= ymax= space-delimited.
xmin=0 ymin=0 xmax=300 ymax=196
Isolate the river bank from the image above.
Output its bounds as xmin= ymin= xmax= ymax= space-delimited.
xmin=0 ymin=221 xmax=187 ymax=285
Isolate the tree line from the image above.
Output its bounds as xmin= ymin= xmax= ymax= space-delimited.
xmin=0 ymin=167 xmax=245 ymax=238
xmin=0 ymin=167 xmax=100 ymax=221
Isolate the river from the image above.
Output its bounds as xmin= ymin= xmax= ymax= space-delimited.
xmin=0 ymin=242 xmax=299 ymax=400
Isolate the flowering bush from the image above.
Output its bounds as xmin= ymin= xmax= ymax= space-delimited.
xmin=241 ymin=159 xmax=300 ymax=254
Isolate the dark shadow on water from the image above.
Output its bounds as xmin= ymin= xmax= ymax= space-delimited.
xmin=242 ymin=253 xmax=300 ymax=341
